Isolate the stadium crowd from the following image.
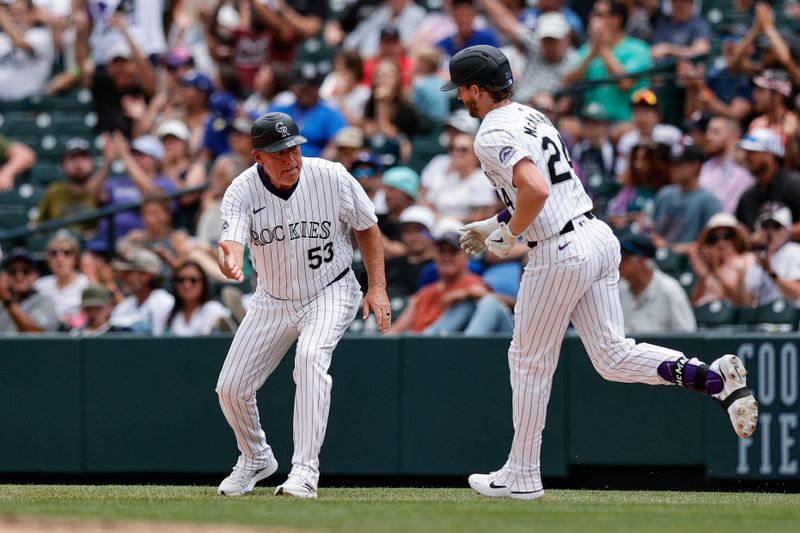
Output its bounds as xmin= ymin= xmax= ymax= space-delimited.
xmin=2 ymin=0 xmax=800 ymax=336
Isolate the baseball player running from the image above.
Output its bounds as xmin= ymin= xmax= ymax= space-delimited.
xmin=216 ymin=112 xmax=390 ymax=498
xmin=443 ymin=45 xmax=759 ymax=500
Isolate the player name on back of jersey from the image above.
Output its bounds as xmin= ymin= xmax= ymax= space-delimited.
xmin=521 ymin=106 xmax=552 ymax=140
xmin=250 ymin=220 xmax=332 ymax=246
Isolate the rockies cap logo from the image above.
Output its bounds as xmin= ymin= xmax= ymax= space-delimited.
xmin=275 ymin=122 xmax=290 ymax=138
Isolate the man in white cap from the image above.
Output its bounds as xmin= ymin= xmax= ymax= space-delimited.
xmin=745 ymin=204 xmax=800 ymax=306
xmin=736 ymin=128 xmax=800 ymax=236
xmin=478 ymin=0 xmax=576 ymax=102
xmin=385 ymin=205 xmax=436 ymax=297
xmin=109 ymin=248 xmax=174 ymax=335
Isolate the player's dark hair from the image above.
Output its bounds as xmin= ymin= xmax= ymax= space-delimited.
xmin=485 ymin=85 xmax=514 ymax=103
xmin=167 ymin=261 xmax=212 ymax=328
xmin=610 ymin=1 xmax=629 ymax=29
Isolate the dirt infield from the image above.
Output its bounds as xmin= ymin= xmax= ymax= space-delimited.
xmin=0 ymin=517 xmax=306 ymax=533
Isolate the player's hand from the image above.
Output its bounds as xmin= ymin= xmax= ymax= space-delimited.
xmin=218 ymin=241 xmax=244 ymax=282
xmin=485 ymin=222 xmax=518 ymax=258
xmin=363 ymin=286 xmax=391 ymax=333
xmin=459 ymin=216 xmax=500 ymax=255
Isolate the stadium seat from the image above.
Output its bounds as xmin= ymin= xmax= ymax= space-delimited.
xmin=27 ymin=163 xmax=64 ymax=186
xmin=694 ymin=299 xmax=736 ymax=328
xmin=677 ymin=270 xmax=696 ymax=297
xmin=0 ymin=183 xmax=41 ymax=230
xmin=753 ymin=299 xmax=800 ymax=331
xmin=655 ymin=247 xmax=686 ymax=274
xmin=43 ymin=89 xmax=94 ymax=112
xmin=50 ymin=112 xmax=97 ymax=136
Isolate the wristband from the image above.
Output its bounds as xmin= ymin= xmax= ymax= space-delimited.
xmin=497 ymin=208 xmax=512 ymax=224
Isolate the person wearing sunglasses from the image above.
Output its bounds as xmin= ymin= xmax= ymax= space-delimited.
xmin=689 ymin=213 xmax=753 ymax=307
xmin=744 ymin=205 xmax=800 ymax=306
xmin=166 ymin=261 xmax=233 ymax=336
xmin=32 ymin=230 xmax=89 ymax=329
xmin=0 ymin=249 xmax=59 ymax=334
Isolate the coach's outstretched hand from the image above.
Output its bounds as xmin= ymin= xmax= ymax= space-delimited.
xmin=218 ymin=241 xmax=245 ymax=283
xmin=363 ymin=286 xmax=391 ymax=333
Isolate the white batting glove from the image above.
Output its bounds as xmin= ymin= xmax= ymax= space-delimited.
xmin=459 ymin=216 xmax=500 ymax=255
xmin=485 ymin=222 xmax=519 ymax=258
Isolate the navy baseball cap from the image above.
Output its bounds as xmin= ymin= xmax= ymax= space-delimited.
xmin=251 ymin=112 xmax=308 ymax=153
xmin=2 ymin=248 xmax=35 ymax=268
xmin=618 ymin=233 xmax=656 ymax=258
xmin=181 ymin=71 xmax=213 ymax=94
xmin=350 ymin=152 xmax=383 ymax=174
xmin=63 ymin=137 xmax=91 ymax=158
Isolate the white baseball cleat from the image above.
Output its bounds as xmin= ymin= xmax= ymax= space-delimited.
xmin=710 ymin=354 xmax=759 ymax=438
xmin=217 ymin=459 xmax=279 ymax=496
xmin=468 ymin=473 xmax=543 ymax=501
xmin=274 ymin=478 xmax=318 ymax=499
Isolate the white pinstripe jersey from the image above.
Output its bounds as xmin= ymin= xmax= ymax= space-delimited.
xmin=220 ymin=157 xmax=377 ymax=300
xmin=474 ymin=102 xmax=593 ymax=242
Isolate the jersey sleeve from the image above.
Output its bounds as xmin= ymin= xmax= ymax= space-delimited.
xmin=337 ymin=164 xmax=378 ymax=230
xmin=219 ymin=179 xmax=252 ymax=245
xmin=474 ymin=125 xmax=529 ymax=172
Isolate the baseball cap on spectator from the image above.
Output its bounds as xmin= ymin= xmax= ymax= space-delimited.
xmin=157 ymin=120 xmax=190 ymax=143
xmin=382 ymin=166 xmax=419 ymax=201
xmin=683 ymin=110 xmax=712 ymax=133
xmin=227 ymin=116 xmax=253 ymax=136
xmin=113 ymin=248 xmax=162 ymax=276
xmin=350 ymin=153 xmax=383 ymax=179
xmin=164 ymin=47 xmax=193 ymax=69
xmin=618 ymin=233 xmax=656 ymax=258
xmin=699 ymin=212 xmax=747 ymax=252
xmin=380 ymin=25 xmax=401 ymax=41
xmin=398 ymin=205 xmax=435 ymax=233
xmin=631 ymin=88 xmax=658 ymax=109
xmin=334 ymin=126 xmax=365 ymax=150
xmin=738 ymin=128 xmax=785 ymax=157
xmin=2 ymin=248 xmax=35 ymax=269
xmin=581 ymin=102 xmax=609 ymax=122
xmin=63 ymin=137 xmax=91 ymax=158
xmin=81 ymin=283 xmax=113 ymax=308
xmin=446 ymin=110 xmax=480 ymax=135
xmin=432 ymin=217 xmax=464 ymax=249
xmin=756 ymin=204 xmax=793 ymax=229
xmin=108 ymin=41 xmax=132 ymax=61
xmin=534 ymin=12 xmax=571 ymax=40
xmin=753 ymin=69 xmax=792 ymax=97
xmin=210 ymin=92 xmax=238 ymax=120
xmin=131 ymin=135 xmax=165 ymax=162
xmin=669 ymin=136 xmax=704 ymax=163
xmin=293 ymin=63 xmax=324 ymax=87
xmin=181 ymin=71 xmax=214 ymax=94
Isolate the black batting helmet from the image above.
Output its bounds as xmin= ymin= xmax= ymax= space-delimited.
xmin=440 ymin=45 xmax=514 ymax=92
xmin=251 ymin=112 xmax=308 ymax=153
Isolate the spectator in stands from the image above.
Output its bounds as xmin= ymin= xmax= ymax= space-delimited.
xmin=77 ymin=9 xmax=155 ymax=138
xmin=33 ymin=230 xmax=89 ymax=328
xmin=350 ymin=153 xmax=387 ymax=215
xmin=618 ymin=232 xmax=697 ymax=333
xmin=736 ymin=129 xmax=800 ymax=235
xmin=436 ymin=0 xmax=498 ymax=59
xmin=419 ymin=132 xmax=497 ymax=221
xmin=689 ymin=213 xmax=754 ymax=307
xmin=478 ymin=1 xmax=576 ymax=103
xmin=196 ymin=117 xmax=255 ymax=245
xmin=363 ymin=59 xmax=424 ymax=164
xmin=157 ymin=119 xmax=206 ymax=231
xmin=70 ymin=283 xmax=127 ymax=336
xmin=747 ymin=69 xmax=799 ymax=158
xmin=698 ymin=117 xmax=755 ymax=215
xmin=615 ymin=88 xmax=682 ymax=177
xmin=36 ymin=138 xmax=99 ymax=234
xmin=85 ymin=0 xmax=167 ymax=65
xmin=362 ymin=25 xmax=414 ymax=90
xmin=0 ymin=132 xmax=36 ymax=191
xmin=525 ymin=0 xmax=585 ymax=44
xmin=109 ymin=248 xmax=174 ymax=335
xmin=271 ymin=64 xmax=347 ymax=158
xmin=326 ymin=126 xmax=366 ymax=170
xmin=653 ymin=138 xmax=720 ymax=252
xmin=606 ymin=142 xmax=666 ymax=231
xmin=0 ymin=0 xmax=55 ymax=101
xmin=177 ymin=71 xmax=215 ymax=155
xmin=745 ymin=204 xmax=800 ymax=306
xmin=167 ymin=261 xmax=233 ymax=336
xmin=243 ymin=63 xmax=294 ymax=118
xmin=93 ymin=133 xmax=176 ymax=241
xmin=252 ymin=0 xmax=325 ymax=65
xmin=343 ymin=0 xmax=427 ymax=58
xmin=411 ymin=46 xmax=450 ymax=125
xmin=649 ymin=0 xmax=711 ymax=61
xmin=386 ymin=205 xmax=436 ymax=298
xmin=380 ymin=166 xmax=419 ymax=259
xmin=389 ymin=229 xmax=488 ymax=334
xmin=320 ymin=49 xmax=372 ymax=124
xmin=572 ymin=103 xmax=617 ymax=217
xmin=0 ymin=249 xmax=58 ymax=333
xmin=619 ymin=0 xmax=653 ymax=42
xmin=562 ymin=0 xmax=652 ymax=123
xmin=420 ymin=110 xmax=480 ymax=191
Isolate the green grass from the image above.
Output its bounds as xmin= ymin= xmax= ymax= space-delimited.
xmin=1 ymin=485 xmax=799 ymax=532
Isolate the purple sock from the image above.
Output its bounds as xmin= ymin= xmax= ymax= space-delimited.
xmin=658 ymin=357 xmax=723 ymax=395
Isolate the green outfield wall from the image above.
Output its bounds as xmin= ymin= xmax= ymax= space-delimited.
xmin=0 ymin=334 xmax=797 ymax=480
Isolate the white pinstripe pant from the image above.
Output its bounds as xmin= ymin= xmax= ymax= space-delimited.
xmin=215 ymin=273 xmax=361 ymax=488
xmin=495 ymin=217 xmax=683 ymax=493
